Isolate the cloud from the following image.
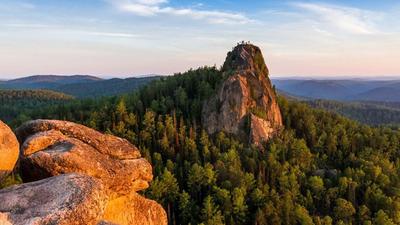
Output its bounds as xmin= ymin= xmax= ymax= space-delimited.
xmin=136 ymin=0 xmax=167 ymax=5
xmin=83 ymin=31 xmax=141 ymax=38
xmin=107 ymin=0 xmax=252 ymax=24
xmin=292 ymin=2 xmax=380 ymax=34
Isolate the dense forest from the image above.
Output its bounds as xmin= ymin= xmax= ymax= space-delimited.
xmin=307 ymin=100 xmax=400 ymax=128
xmin=2 ymin=67 xmax=400 ymax=224
xmin=0 ymin=90 xmax=73 ymax=127
xmin=0 ymin=75 xmax=159 ymax=98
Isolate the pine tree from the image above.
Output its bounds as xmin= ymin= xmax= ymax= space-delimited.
xmin=201 ymin=196 xmax=224 ymax=225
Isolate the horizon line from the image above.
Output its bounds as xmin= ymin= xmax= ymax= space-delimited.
xmin=2 ymin=74 xmax=400 ymax=81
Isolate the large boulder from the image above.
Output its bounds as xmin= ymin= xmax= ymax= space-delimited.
xmin=202 ymin=44 xmax=282 ymax=146
xmin=0 ymin=120 xmax=19 ymax=182
xmin=0 ymin=173 xmax=107 ymax=225
xmin=16 ymin=120 xmax=152 ymax=197
xmin=15 ymin=119 xmax=167 ymax=225
xmin=16 ymin=119 xmax=141 ymax=159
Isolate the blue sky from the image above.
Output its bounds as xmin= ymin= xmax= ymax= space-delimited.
xmin=0 ymin=0 xmax=399 ymax=79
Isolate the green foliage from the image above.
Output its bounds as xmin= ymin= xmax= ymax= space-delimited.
xmin=334 ymin=198 xmax=356 ymax=222
xmin=0 ymin=89 xmax=73 ymax=101
xmin=294 ymin=205 xmax=314 ymax=225
xmin=254 ymin=51 xmax=267 ymax=75
xmin=373 ymin=210 xmax=396 ymax=225
xmin=250 ymin=107 xmax=268 ymax=120
xmin=0 ymin=89 xmax=73 ymax=127
xmin=0 ymin=173 xmax=22 ymax=189
xmin=307 ymin=99 xmax=400 ymax=127
xmin=5 ymin=67 xmax=400 ymax=224
xmin=200 ymin=196 xmax=224 ymax=225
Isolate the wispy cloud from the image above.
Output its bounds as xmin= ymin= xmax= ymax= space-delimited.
xmin=83 ymin=31 xmax=141 ymax=38
xmin=291 ymin=2 xmax=380 ymax=34
xmin=107 ymin=0 xmax=252 ymax=25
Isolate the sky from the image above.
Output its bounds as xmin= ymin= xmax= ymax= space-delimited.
xmin=0 ymin=0 xmax=399 ymax=79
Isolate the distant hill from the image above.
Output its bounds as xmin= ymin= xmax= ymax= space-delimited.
xmin=277 ymin=89 xmax=310 ymax=101
xmin=287 ymin=80 xmax=352 ymax=99
xmin=0 ymin=75 xmax=161 ymax=98
xmin=1 ymin=75 xmax=102 ymax=89
xmin=0 ymin=89 xmax=74 ymax=125
xmin=7 ymin=75 xmax=101 ymax=83
xmin=276 ymin=88 xmax=400 ymax=126
xmin=304 ymin=99 xmax=400 ymax=126
xmin=273 ymin=78 xmax=400 ymax=102
xmin=353 ymin=84 xmax=400 ymax=102
xmin=56 ymin=76 xmax=160 ymax=98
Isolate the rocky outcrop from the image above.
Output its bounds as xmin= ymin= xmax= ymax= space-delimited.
xmin=0 ymin=173 xmax=107 ymax=225
xmin=0 ymin=119 xmax=167 ymax=225
xmin=0 ymin=120 xmax=19 ymax=182
xmin=202 ymin=44 xmax=282 ymax=146
xmin=16 ymin=119 xmax=141 ymax=160
xmin=103 ymin=192 xmax=167 ymax=225
xmin=16 ymin=120 xmax=152 ymax=197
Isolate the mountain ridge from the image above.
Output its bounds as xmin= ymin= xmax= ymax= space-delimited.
xmin=6 ymin=75 xmax=103 ymax=83
xmin=273 ymin=78 xmax=400 ymax=102
xmin=0 ymin=75 xmax=161 ymax=98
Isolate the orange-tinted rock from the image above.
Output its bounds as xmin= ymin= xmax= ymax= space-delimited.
xmin=16 ymin=119 xmax=141 ymax=160
xmin=202 ymin=44 xmax=282 ymax=146
xmin=0 ymin=213 xmax=12 ymax=225
xmin=0 ymin=120 xmax=19 ymax=182
xmin=16 ymin=120 xmax=151 ymax=197
xmin=15 ymin=119 xmax=167 ymax=225
xmin=103 ymin=192 xmax=167 ymax=225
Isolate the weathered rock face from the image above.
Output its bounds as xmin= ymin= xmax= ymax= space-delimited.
xmin=9 ymin=119 xmax=167 ymax=225
xmin=0 ymin=173 xmax=107 ymax=225
xmin=16 ymin=120 xmax=151 ymax=197
xmin=0 ymin=120 xmax=19 ymax=182
xmin=103 ymin=192 xmax=168 ymax=225
xmin=16 ymin=119 xmax=141 ymax=160
xmin=202 ymin=44 xmax=282 ymax=146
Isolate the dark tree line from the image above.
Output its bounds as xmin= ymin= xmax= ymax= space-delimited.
xmin=0 ymin=89 xmax=73 ymax=127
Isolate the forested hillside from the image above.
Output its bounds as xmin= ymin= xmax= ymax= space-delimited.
xmin=5 ymin=66 xmax=400 ymax=225
xmin=273 ymin=79 xmax=400 ymax=102
xmin=0 ymin=75 xmax=160 ymax=98
xmin=0 ymin=90 xmax=73 ymax=127
xmin=0 ymin=75 xmax=101 ymax=89
xmin=55 ymin=76 xmax=161 ymax=98
xmin=278 ymin=90 xmax=400 ymax=127
xmin=306 ymin=100 xmax=400 ymax=127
